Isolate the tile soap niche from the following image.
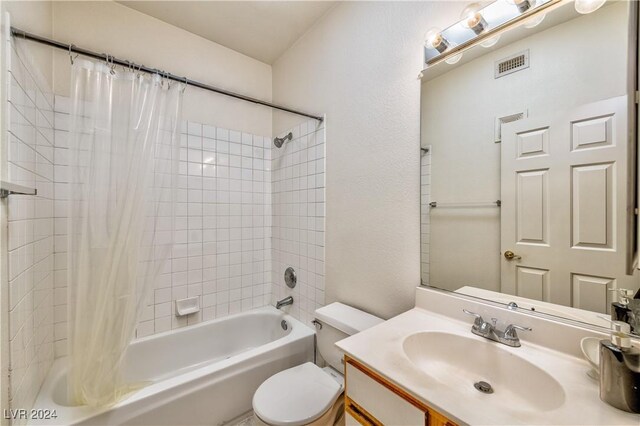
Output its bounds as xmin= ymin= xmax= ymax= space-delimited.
xmin=175 ymin=297 xmax=201 ymax=317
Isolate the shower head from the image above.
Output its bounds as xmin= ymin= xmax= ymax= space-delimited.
xmin=273 ymin=132 xmax=293 ymax=148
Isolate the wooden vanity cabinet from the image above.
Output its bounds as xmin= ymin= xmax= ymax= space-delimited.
xmin=344 ymin=356 xmax=457 ymax=426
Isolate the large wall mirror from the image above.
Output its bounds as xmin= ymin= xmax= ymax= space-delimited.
xmin=420 ymin=0 xmax=639 ymax=333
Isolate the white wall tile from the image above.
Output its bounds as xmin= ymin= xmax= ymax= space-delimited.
xmin=5 ymin=39 xmax=54 ymax=419
xmin=51 ymin=100 xmax=275 ymax=341
xmin=271 ymin=120 xmax=326 ymax=327
xmin=420 ymin=148 xmax=431 ymax=285
xmin=41 ymin=88 xmax=325 ymax=378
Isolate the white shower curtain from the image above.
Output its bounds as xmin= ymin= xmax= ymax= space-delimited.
xmin=67 ymin=59 xmax=184 ymax=407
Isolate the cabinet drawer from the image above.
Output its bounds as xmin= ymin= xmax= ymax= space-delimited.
xmin=346 ymin=361 xmax=426 ymax=425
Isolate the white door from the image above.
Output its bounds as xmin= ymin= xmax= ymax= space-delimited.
xmin=500 ymin=95 xmax=638 ymax=313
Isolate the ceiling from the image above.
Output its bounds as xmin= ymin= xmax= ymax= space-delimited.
xmin=117 ymin=1 xmax=336 ymax=64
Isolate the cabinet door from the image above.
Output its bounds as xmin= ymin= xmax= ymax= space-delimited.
xmin=426 ymin=409 xmax=457 ymax=426
xmin=346 ymin=362 xmax=426 ymax=425
xmin=345 ymin=357 xmax=457 ymax=426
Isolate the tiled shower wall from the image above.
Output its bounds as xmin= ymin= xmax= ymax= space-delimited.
xmin=7 ymin=62 xmax=325 ymax=362
xmin=420 ymin=148 xmax=431 ymax=285
xmin=271 ymin=121 xmax=326 ymax=326
xmin=4 ymin=39 xmax=55 ymax=416
xmin=53 ymin=100 xmax=275 ymax=353
xmin=137 ymin=123 xmax=274 ymax=337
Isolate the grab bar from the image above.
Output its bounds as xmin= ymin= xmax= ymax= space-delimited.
xmin=0 ymin=181 xmax=37 ymax=198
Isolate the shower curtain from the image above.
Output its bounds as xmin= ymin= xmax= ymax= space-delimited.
xmin=67 ymin=59 xmax=184 ymax=407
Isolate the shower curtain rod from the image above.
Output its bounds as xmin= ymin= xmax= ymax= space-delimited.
xmin=10 ymin=27 xmax=324 ymax=122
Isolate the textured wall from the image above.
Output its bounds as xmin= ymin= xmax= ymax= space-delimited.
xmin=51 ymin=1 xmax=273 ymax=136
xmin=2 ymin=1 xmax=53 ymax=88
xmin=272 ymin=2 xmax=460 ymax=319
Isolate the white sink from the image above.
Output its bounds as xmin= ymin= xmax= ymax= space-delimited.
xmin=402 ymin=331 xmax=566 ymax=413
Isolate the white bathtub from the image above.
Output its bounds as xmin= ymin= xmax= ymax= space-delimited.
xmin=29 ymin=306 xmax=314 ymax=426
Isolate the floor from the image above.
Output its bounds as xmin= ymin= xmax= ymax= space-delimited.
xmin=227 ymin=411 xmax=255 ymax=426
xmin=227 ymin=408 xmax=347 ymax=426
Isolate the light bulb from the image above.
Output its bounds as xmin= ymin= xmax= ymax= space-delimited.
xmin=425 ymin=28 xmax=449 ymax=53
xmin=424 ymin=27 xmax=462 ymax=65
xmin=574 ymin=0 xmax=606 ymax=14
xmin=509 ymin=0 xmax=532 ymax=13
xmin=481 ymin=35 xmax=500 ymax=48
xmin=461 ymin=3 xmax=487 ymax=35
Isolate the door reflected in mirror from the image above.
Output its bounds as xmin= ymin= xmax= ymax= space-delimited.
xmin=420 ymin=0 xmax=640 ymax=334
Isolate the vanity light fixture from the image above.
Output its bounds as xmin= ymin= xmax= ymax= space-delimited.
xmin=574 ymin=0 xmax=606 ymax=14
xmin=423 ymin=0 xmax=560 ymax=69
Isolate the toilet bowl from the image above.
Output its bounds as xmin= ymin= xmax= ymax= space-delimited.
xmin=252 ymin=303 xmax=383 ymax=426
xmin=253 ymin=363 xmax=344 ymax=426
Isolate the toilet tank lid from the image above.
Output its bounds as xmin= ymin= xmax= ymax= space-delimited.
xmin=314 ymin=302 xmax=384 ymax=335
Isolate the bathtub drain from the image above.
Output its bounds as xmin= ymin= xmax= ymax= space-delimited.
xmin=281 ymin=320 xmax=288 ymax=331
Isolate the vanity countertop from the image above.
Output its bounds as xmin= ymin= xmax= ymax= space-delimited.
xmin=336 ymin=306 xmax=640 ymax=425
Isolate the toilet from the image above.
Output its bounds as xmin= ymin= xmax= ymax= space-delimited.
xmin=252 ymin=302 xmax=383 ymax=426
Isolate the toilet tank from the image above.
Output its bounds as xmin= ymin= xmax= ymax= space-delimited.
xmin=314 ymin=303 xmax=384 ymax=372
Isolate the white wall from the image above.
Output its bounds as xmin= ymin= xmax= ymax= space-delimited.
xmin=5 ymin=0 xmax=273 ymax=135
xmin=2 ymin=1 xmax=53 ymax=88
xmin=272 ymin=1 xmax=461 ymax=319
xmin=422 ymin=2 xmax=629 ymax=291
xmin=51 ymin=1 xmax=272 ymax=136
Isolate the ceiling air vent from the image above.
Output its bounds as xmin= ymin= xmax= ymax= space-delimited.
xmin=495 ymin=50 xmax=529 ymax=78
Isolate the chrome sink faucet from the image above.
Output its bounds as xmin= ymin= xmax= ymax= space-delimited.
xmin=463 ymin=309 xmax=532 ymax=347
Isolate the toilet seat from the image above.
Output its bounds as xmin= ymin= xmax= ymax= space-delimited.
xmin=253 ymin=362 xmax=343 ymax=426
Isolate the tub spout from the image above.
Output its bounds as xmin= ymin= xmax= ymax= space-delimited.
xmin=276 ymin=296 xmax=293 ymax=310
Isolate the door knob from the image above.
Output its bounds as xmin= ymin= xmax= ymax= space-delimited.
xmin=504 ymin=250 xmax=521 ymax=260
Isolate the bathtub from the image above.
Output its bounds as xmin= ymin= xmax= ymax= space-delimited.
xmin=29 ymin=306 xmax=314 ymax=426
